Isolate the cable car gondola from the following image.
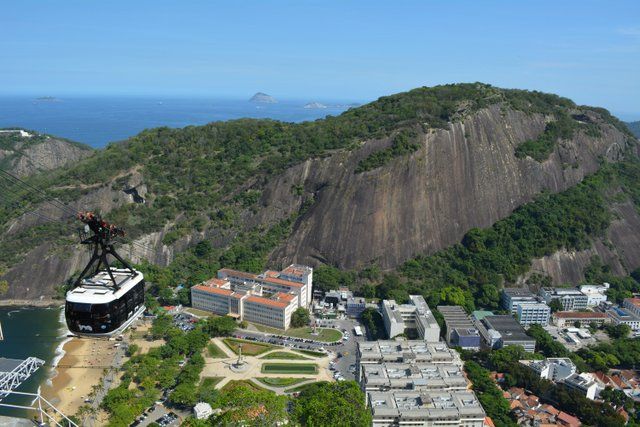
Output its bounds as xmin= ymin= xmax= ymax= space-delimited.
xmin=64 ymin=212 xmax=145 ymax=337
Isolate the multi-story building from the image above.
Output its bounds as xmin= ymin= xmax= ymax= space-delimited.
xmin=437 ymin=305 xmax=480 ymax=350
xmin=359 ymin=362 xmax=468 ymax=393
xmin=381 ymin=295 xmax=440 ymax=342
xmin=516 ymin=302 xmax=551 ymax=326
xmin=563 ymin=373 xmax=598 ymax=400
xmin=623 ymin=297 xmax=640 ymax=318
xmin=357 ymin=341 xmax=461 ymax=367
xmin=552 ymin=311 xmax=610 ymax=328
xmin=367 ymin=390 xmax=486 ymax=427
xmin=480 ymin=315 xmax=536 ymax=352
xmin=606 ymin=307 xmax=640 ymax=331
xmin=539 ymin=288 xmax=588 ymax=311
xmin=520 ymin=358 xmax=577 ymax=382
xmin=501 ymin=288 xmax=538 ymax=314
xmin=191 ymin=264 xmax=312 ymax=329
xmin=346 ymin=297 xmax=366 ymax=318
xmin=580 ymin=283 xmax=609 ymax=307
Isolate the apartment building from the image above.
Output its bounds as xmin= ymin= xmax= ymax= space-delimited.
xmin=606 ymin=307 xmax=640 ymax=331
xmin=368 ymin=390 xmax=486 ymax=427
xmin=516 ymin=302 xmax=551 ymax=326
xmin=520 ymin=358 xmax=577 ymax=381
xmin=539 ymin=288 xmax=588 ymax=311
xmin=480 ymin=315 xmax=536 ymax=352
xmin=360 ymin=362 xmax=468 ymax=392
xmin=357 ymin=341 xmax=461 ymax=367
xmin=191 ymin=264 xmax=312 ymax=329
xmin=580 ymin=283 xmax=609 ymax=306
xmin=563 ymin=373 xmax=598 ymax=400
xmin=381 ymin=295 xmax=440 ymax=341
xmin=501 ymin=288 xmax=538 ymax=314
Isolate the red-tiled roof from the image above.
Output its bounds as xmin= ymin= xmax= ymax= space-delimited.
xmin=192 ymin=285 xmax=233 ymax=296
xmin=557 ymin=411 xmax=581 ymax=427
xmin=245 ymin=295 xmax=289 ymax=309
xmin=262 ymin=276 xmax=304 ymax=288
xmin=484 ymin=417 xmax=496 ymax=427
xmin=553 ymin=311 xmax=607 ymax=319
xmin=282 ymin=265 xmax=307 ymax=277
xmin=276 ymin=292 xmax=296 ymax=302
xmin=206 ymin=278 xmax=229 ymax=287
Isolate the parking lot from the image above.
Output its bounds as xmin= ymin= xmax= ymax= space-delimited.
xmin=173 ymin=312 xmax=197 ymax=332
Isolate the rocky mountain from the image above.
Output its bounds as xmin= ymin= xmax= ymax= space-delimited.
xmin=0 ymin=129 xmax=93 ymax=177
xmin=626 ymin=121 xmax=640 ymax=138
xmin=0 ymin=83 xmax=638 ymax=302
xmin=249 ymin=92 xmax=277 ymax=103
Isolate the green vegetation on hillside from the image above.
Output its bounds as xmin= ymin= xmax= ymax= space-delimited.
xmin=627 ymin=120 xmax=640 ymax=138
xmin=515 ymin=112 xmax=578 ymax=161
xmin=355 ymin=129 xmax=419 ymax=173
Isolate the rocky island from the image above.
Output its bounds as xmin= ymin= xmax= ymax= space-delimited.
xmin=249 ymin=92 xmax=277 ymax=103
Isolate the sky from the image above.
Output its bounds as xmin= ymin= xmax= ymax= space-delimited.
xmin=1 ymin=0 xmax=639 ymax=118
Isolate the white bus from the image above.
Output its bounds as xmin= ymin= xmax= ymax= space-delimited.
xmin=353 ymin=326 xmax=363 ymax=337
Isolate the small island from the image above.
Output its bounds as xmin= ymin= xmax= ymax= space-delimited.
xmin=303 ymin=102 xmax=327 ymax=109
xmin=249 ymin=92 xmax=277 ymax=104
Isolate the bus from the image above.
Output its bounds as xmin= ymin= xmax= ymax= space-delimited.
xmin=353 ymin=326 xmax=363 ymax=336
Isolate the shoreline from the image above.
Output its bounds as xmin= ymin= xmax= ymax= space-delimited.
xmin=0 ymin=298 xmax=61 ymax=308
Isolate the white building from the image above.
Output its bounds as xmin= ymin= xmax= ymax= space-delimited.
xmin=193 ymin=402 xmax=213 ymax=420
xmin=580 ymin=283 xmax=609 ymax=307
xmin=520 ymin=358 xmax=577 ymax=381
xmin=501 ymin=288 xmax=538 ymax=314
xmin=563 ymin=373 xmax=598 ymax=400
xmin=623 ymin=297 xmax=640 ymax=318
xmin=516 ymin=302 xmax=551 ymax=326
xmin=539 ymin=288 xmax=588 ymax=311
xmin=381 ymin=295 xmax=440 ymax=341
xmin=607 ymin=307 xmax=640 ymax=331
xmin=360 ymin=362 xmax=468 ymax=392
xmin=357 ymin=341 xmax=461 ymax=367
xmin=191 ymin=264 xmax=312 ymax=329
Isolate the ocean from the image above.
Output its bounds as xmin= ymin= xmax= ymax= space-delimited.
xmin=0 ymin=96 xmax=355 ymax=148
xmin=0 ymin=306 xmax=65 ymax=419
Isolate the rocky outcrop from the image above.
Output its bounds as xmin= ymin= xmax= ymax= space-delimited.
xmin=266 ymin=105 xmax=632 ymax=270
xmin=0 ymin=132 xmax=92 ymax=177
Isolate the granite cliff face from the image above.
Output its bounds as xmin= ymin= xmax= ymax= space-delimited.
xmin=0 ymin=86 xmax=638 ymax=301
xmin=265 ymin=105 xmax=632 ymax=270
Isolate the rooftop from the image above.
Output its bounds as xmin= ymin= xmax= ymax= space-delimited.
xmin=483 ymin=315 xmax=532 ymax=342
xmin=624 ymin=297 xmax=640 ymax=309
xmin=367 ymin=390 xmax=485 ymax=419
xmin=553 ymin=311 xmax=607 ymax=319
xmin=245 ymin=295 xmax=290 ymax=309
xmin=503 ymin=287 xmax=535 ymax=298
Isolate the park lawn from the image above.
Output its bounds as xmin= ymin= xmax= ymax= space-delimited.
xmin=207 ymin=342 xmax=226 ymax=358
xmin=183 ymin=307 xmax=214 ymax=318
xmin=199 ymin=377 xmax=223 ymax=389
xmin=256 ymin=377 xmax=311 ymax=387
xmin=261 ymin=363 xmax=318 ymax=374
xmin=222 ymin=338 xmax=275 ymax=356
xmin=284 ymin=381 xmax=329 ymax=394
xmin=297 ymin=349 xmax=326 ymax=358
xmin=260 ymin=351 xmax=311 ymax=360
xmin=221 ymin=380 xmax=269 ymax=393
xmin=252 ymin=324 xmax=343 ymax=342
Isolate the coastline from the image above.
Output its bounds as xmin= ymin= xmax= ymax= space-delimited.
xmin=0 ymin=298 xmax=60 ymax=308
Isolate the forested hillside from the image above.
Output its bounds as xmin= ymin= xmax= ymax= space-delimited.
xmin=0 ymin=83 xmax=637 ymax=302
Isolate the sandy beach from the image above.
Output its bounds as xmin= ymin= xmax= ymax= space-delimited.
xmin=42 ymin=338 xmax=120 ymax=417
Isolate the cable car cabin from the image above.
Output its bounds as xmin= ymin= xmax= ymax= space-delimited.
xmin=65 ymin=268 xmax=145 ymax=337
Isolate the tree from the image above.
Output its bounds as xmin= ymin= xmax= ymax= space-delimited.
xmin=605 ymin=323 xmax=631 ymax=339
xmin=292 ymin=381 xmax=371 ymax=427
xmin=291 ymin=307 xmax=310 ymax=328
xmin=0 ymin=280 xmax=8 ymax=295
xmin=215 ymin=383 xmax=288 ymax=425
xmin=126 ymin=343 xmax=139 ymax=357
xmin=548 ymin=299 xmax=563 ymax=312
xmin=204 ymin=315 xmax=237 ymax=337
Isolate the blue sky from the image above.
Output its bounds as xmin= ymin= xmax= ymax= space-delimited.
xmin=2 ymin=0 xmax=639 ymax=118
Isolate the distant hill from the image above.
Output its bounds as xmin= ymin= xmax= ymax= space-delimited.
xmin=0 ymin=129 xmax=92 ymax=177
xmin=249 ymin=92 xmax=277 ymax=103
xmin=626 ymin=121 xmax=640 ymax=138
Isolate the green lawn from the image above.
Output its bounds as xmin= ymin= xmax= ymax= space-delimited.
xmin=256 ymin=377 xmax=311 ymax=387
xmin=222 ymin=338 xmax=276 ymax=356
xmin=284 ymin=381 xmax=329 ymax=394
xmin=260 ymin=351 xmax=311 ymax=360
xmin=261 ymin=363 xmax=318 ymax=374
xmin=207 ymin=342 xmax=226 ymax=358
xmin=199 ymin=377 xmax=223 ymax=389
xmin=183 ymin=307 xmax=214 ymax=318
xmin=252 ymin=324 xmax=343 ymax=342
xmin=297 ymin=349 xmax=326 ymax=358
xmin=221 ymin=379 xmax=269 ymax=392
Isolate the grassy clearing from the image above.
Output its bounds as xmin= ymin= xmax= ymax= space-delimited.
xmin=183 ymin=307 xmax=214 ymax=318
xmin=260 ymin=351 xmax=311 ymax=360
xmin=222 ymin=338 xmax=275 ymax=356
xmin=256 ymin=377 xmax=311 ymax=387
xmin=200 ymin=377 xmax=223 ymax=388
xmin=284 ymin=381 xmax=329 ymax=393
xmin=297 ymin=349 xmax=326 ymax=358
xmin=261 ymin=363 xmax=318 ymax=374
xmin=221 ymin=379 xmax=269 ymax=392
xmin=252 ymin=324 xmax=343 ymax=342
xmin=207 ymin=342 xmax=227 ymax=358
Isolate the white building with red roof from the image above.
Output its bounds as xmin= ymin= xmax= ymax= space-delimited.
xmin=191 ymin=264 xmax=312 ymax=329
